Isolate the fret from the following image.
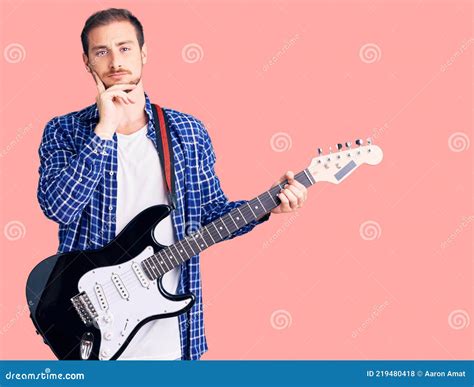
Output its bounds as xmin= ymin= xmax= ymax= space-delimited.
xmin=169 ymin=245 xmax=182 ymax=265
xmin=174 ymin=243 xmax=186 ymax=259
xmin=304 ymin=168 xmax=315 ymax=185
xmin=141 ymin=261 xmax=153 ymax=280
xmin=250 ymin=198 xmax=266 ymax=217
xmin=237 ymin=207 xmax=247 ymax=223
xmin=267 ymin=191 xmax=278 ymax=206
xmin=212 ymin=222 xmax=224 ymax=239
xmin=177 ymin=239 xmax=193 ymax=258
xmin=230 ymin=209 xmax=245 ymax=227
xmin=142 ymin=257 xmax=155 ymax=277
xmin=192 ymin=232 xmax=207 ymax=251
xmin=148 ymin=257 xmax=162 ymax=278
xmin=215 ymin=218 xmax=230 ymax=236
xmin=187 ymin=234 xmax=201 ymax=251
xmin=256 ymin=196 xmax=267 ymax=212
xmin=247 ymin=202 xmax=258 ymax=218
xmin=220 ymin=217 xmax=232 ymax=235
xmin=228 ymin=212 xmax=239 ymax=229
xmin=199 ymin=228 xmax=209 ymax=248
xmin=203 ymin=225 xmax=217 ymax=244
xmin=222 ymin=213 xmax=238 ymax=234
xmin=154 ymin=253 xmax=170 ymax=272
xmin=165 ymin=247 xmax=180 ymax=266
xmin=183 ymin=237 xmax=197 ymax=256
xmin=240 ymin=205 xmax=254 ymax=223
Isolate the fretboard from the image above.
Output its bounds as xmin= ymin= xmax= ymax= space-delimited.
xmin=141 ymin=168 xmax=315 ymax=280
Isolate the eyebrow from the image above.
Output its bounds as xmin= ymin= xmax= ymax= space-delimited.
xmin=91 ymin=40 xmax=134 ymax=51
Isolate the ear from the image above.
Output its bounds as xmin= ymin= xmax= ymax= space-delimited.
xmin=141 ymin=42 xmax=148 ymax=65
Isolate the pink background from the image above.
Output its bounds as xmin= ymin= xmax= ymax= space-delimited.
xmin=0 ymin=0 xmax=471 ymax=360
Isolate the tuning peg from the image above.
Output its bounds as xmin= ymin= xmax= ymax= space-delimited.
xmin=337 ymin=143 xmax=343 ymax=151
xmin=345 ymin=141 xmax=352 ymax=149
xmin=317 ymin=147 xmax=323 ymax=156
xmin=366 ymin=138 xmax=372 ymax=152
xmin=355 ymin=139 xmax=363 ymax=146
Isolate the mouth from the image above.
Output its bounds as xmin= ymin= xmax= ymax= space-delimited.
xmin=109 ymin=72 xmax=128 ymax=78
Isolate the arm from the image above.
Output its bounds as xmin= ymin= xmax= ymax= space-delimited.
xmin=37 ymin=117 xmax=113 ymax=225
xmin=198 ymin=121 xmax=270 ymax=240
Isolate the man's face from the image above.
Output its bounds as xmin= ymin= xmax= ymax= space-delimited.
xmin=83 ymin=21 xmax=147 ymax=89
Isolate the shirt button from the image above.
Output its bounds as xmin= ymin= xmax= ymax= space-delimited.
xmin=108 ymin=206 xmax=113 ymax=211
xmin=109 ymin=171 xmax=114 ymax=176
xmin=78 ymin=178 xmax=83 ymax=182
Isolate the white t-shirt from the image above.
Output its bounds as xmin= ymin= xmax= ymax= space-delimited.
xmin=114 ymin=123 xmax=182 ymax=360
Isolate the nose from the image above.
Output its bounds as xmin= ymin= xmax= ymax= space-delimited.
xmin=109 ymin=49 xmax=123 ymax=71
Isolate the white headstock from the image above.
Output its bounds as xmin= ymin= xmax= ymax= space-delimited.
xmin=308 ymin=138 xmax=383 ymax=184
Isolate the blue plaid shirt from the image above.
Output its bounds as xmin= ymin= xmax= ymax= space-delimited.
xmin=37 ymin=92 xmax=270 ymax=360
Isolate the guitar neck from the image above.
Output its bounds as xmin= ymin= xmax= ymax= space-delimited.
xmin=141 ymin=169 xmax=316 ymax=280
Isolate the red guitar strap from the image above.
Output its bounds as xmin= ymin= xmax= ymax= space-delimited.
xmin=151 ymin=103 xmax=177 ymax=209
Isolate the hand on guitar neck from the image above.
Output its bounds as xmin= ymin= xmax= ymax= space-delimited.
xmin=270 ymin=171 xmax=308 ymax=214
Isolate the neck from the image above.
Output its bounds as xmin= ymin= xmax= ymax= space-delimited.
xmin=140 ymin=169 xmax=316 ymax=281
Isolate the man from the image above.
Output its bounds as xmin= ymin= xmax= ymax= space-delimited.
xmin=37 ymin=8 xmax=308 ymax=360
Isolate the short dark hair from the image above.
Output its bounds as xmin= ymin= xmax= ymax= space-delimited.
xmin=81 ymin=8 xmax=145 ymax=56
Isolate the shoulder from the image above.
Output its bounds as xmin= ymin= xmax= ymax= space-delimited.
xmin=162 ymin=107 xmax=211 ymax=146
xmin=46 ymin=103 xmax=97 ymax=132
xmin=42 ymin=103 xmax=97 ymax=139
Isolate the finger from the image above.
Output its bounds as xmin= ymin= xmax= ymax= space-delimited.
xmin=285 ymin=170 xmax=295 ymax=182
xmin=281 ymin=188 xmax=299 ymax=210
xmin=106 ymin=83 xmax=137 ymax=93
xmin=290 ymin=178 xmax=305 ymax=191
xmin=107 ymin=90 xmax=135 ymax=104
xmin=90 ymin=69 xmax=106 ymax=93
xmin=284 ymin=184 xmax=304 ymax=207
xmin=277 ymin=192 xmax=291 ymax=212
xmin=288 ymin=180 xmax=307 ymax=201
xmin=108 ymin=91 xmax=131 ymax=105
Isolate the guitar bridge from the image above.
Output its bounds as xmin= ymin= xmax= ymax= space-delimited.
xmin=71 ymin=291 xmax=98 ymax=326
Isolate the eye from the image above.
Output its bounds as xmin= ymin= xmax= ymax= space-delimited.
xmin=96 ymin=50 xmax=107 ymax=57
xmin=121 ymin=47 xmax=130 ymax=52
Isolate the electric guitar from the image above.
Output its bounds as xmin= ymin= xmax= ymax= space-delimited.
xmin=26 ymin=139 xmax=383 ymax=360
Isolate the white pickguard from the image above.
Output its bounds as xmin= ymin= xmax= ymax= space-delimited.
xmin=77 ymin=246 xmax=191 ymax=360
